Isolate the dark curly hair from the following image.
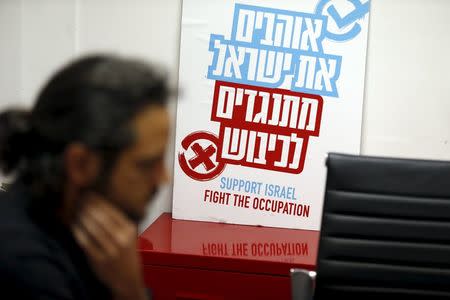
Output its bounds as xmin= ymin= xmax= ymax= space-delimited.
xmin=0 ymin=54 xmax=170 ymax=206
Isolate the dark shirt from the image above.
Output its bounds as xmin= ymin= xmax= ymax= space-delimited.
xmin=0 ymin=183 xmax=111 ymax=299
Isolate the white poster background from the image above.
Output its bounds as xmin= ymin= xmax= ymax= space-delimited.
xmin=173 ymin=0 xmax=370 ymax=230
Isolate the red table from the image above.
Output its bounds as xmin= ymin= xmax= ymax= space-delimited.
xmin=139 ymin=213 xmax=319 ymax=300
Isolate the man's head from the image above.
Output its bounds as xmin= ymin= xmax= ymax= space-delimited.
xmin=0 ymin=54 xmax=171 ymax=222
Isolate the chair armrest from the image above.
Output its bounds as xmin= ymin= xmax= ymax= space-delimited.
xmin=290 ymin=268 xmax=316 ymax=300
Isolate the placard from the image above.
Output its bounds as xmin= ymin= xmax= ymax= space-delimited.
xmin=173 ymin=0 xmax=370 ymax=230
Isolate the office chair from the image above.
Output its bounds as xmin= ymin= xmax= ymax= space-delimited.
xmin=291 ymin=152 xmax=450 ymax=300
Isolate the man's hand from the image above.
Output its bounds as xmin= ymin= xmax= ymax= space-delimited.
xmin=72 ymin=194 xmax=148 ymax=300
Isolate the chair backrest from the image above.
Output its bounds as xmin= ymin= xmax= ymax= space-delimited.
xmin=315 ymin=152 xmax=450 ymax=300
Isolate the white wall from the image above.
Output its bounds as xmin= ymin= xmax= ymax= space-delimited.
xmin=1 ymin=0 xmax=449 ymax=228
xmin=0 ymin=0 xmax=181 ymax=230
xmin=362 ymin=0 xmax=450 ymax=160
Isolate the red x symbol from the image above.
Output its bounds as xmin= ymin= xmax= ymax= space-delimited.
xmin=178 ymin=131 xmax=226 ymax=181
xmin=188 ymin=143 xmax=216 ymax=171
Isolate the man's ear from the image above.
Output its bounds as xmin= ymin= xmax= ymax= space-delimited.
xmin=64 ymin=143 xmax=101 ymax=188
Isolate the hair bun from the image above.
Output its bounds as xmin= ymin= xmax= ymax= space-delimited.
xmin=0 ymin=109 xmax=31 ymax=174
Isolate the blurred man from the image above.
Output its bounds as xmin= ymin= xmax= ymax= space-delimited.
xmin=0 ymin=54 xmax=171 ymax=299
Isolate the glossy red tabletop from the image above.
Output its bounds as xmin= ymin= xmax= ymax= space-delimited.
xmin=138 ymin=213 xmax=319 ymax=275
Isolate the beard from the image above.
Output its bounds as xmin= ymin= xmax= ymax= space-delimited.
xmin=85 ymin=174 xmax=160 ymax=225
xmin=111 ymin=186 xmax=159 ymax=224
xmin=82 ymin=156 xmax=162 ymax=225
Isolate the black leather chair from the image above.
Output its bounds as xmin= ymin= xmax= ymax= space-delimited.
xmin=291 ymin=152 xmax=450 ymax=300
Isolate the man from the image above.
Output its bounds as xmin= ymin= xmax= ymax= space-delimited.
xmin=0 ymin=54 xmax=171 ymax=299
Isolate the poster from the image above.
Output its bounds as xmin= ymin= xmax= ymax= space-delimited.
xmin=173 ymin=0 xmax=370 ymax=230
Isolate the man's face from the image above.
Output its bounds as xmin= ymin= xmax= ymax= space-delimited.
xmin=104 ymin=104 xmax=170 ymax=223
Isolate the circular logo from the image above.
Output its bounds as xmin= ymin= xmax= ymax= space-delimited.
xmin=315 ymin=0 xmax=369 ymax=42
xmin=178 ymin=131 xmax=226 ymax=181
